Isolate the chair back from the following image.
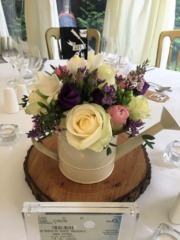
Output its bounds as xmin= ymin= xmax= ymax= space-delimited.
xmin=45 ymin=28 xmax=100 ymax=60
xmin=155 ymin=30 xmax=180 ymax=71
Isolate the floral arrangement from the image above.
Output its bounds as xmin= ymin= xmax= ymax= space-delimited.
xmin=22 ymin=50 xmax=154 ymax=155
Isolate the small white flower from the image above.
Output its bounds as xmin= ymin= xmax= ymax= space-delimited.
xmin=29 ymin=72 xmax=63 ymax=103
xmin=87 ymin=50 xmax=104 ymax=72
xmin=66 ymin=55 xmax=87 ymax=75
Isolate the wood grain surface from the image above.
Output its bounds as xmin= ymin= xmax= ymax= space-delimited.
xmin=24 ymin=133 xmax=151 ymax=202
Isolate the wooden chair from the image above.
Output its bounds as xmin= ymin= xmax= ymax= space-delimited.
xmin=45 ymin=28 xmax=100 ymax=59
xmin=155 ymin=30 xmax=180 ymax=71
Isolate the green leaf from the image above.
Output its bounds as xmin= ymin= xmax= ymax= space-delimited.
xmin=37 ymin=102 xmax=49 ymax=110
xmin=141 ymin=143 xmax=147 ymax=149
xmin=50 ymin=65 xmax=56 ymax=70
xmin=107 ymin=147 xmax=112 ymax=156
xmin=48 ymin=133 xmax=52 ymax=137
xmin=142 ymin=135 xmax=155 ymax=140
xmin=35 ymin=90 xmax=48 ymax=99
xmin=60 ymin=113 xmax=66 ymax=118
xmin=109 ymin=143 xmax=117 ymax=147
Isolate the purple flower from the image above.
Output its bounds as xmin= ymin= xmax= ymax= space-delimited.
xmin=136 ymin=82 xmax=150 ymax=95
xmin=27 ymin=115 xmax=42 ymax=138
xmin=128 ymin=118 xmax=145 ymax=137
xmin=58 ymin=83 xmax=81 ymax=109
xmin=91 ymin=88 xmax=103 ymax=105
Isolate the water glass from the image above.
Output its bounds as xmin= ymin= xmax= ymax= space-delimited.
xmin=22 ymin=43 xmax=42 ymax=85
xmin=0 ymin=124 xmax=19 ymax=145
xmin=116 ymin=49 xmax=133 ymax=76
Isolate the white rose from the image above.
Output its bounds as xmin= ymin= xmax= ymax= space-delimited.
xmin=65 ymin=103 xmax=112 ymax=152
xmin=25 ymin=91 xmax=48 ymax=116
xmin=29 ymin=72 xmax=63 ymax=103
xmin=66 ymin=55 xmax=87 ymax=75
xmin=87 ymin=50 xmax=104 ymax=72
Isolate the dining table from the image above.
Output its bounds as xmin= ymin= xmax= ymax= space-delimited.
xmin=0 ymin=60 xmax=180 ymax=240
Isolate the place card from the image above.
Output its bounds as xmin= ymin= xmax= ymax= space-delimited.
xmin=22 ymin=202 xmax=139 ymax=240
xmin=144 ymin=90 xmax=169 ymax=102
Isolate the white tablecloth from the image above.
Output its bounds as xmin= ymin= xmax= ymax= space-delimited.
xmin=0 ymin=61 xmax=180 ymax=240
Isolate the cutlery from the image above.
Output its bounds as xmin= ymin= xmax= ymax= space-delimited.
xmin=154 ymin=87 xmax=172 ymax=92
xmin=146 ymin=66 xmax=155 ymax=71
xmin=148 ymin=82 xmax=172 ymax=92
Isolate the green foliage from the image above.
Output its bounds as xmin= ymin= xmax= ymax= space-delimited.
xmin=116 ymin=86 xmax=132 ymax=107
xmin=77 ymin=0 xmax=106 ymax=37
xmin=2 ymin=0 xmax=27 ymax=41
xmin=106 ymin=146 xmax=112 ymax=156
xmin=19 ymin=95 xmax=28 ymax=108
xmin=142 ymin=135 xmax=155 ymax=149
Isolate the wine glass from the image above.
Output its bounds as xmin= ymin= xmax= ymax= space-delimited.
xmin=22 ymin=43 xmax=42 ymax=85
xmin=1 ymin=36 xmax=24 ymax=86
xmin=100 ymin=36 xmax=114 ymax=65
xmin=100 ymin=37 xmax=120 ymax=67
xmin=109 ymin=37 xmax=119 ymax=67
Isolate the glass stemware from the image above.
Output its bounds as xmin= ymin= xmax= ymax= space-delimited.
xmin=100 ymin=36 xmax=120 ymax=67
xmin=22 ymin=43 xmax=42 ymax=85
xmin=1 ymin=36 xmax=24 ymax=86
xmin=116 ymin=49 xmax=133 ymax=76
xmin=100 ymin=36 xmax=114 ymax=65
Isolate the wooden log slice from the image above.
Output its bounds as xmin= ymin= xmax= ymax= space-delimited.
xmin=24 ymin=133 xmax=151 ymax=202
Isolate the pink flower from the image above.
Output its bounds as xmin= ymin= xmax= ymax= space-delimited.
xmin=129 ymin=82 xmax=138 ymax=89
xmin=54 ymin=65 xmax=67 ymax=78
xmin=117 ymin=80 xmax=127 ymax=89
xmin=107 ymin=105 xmax=129 ymax=133
xmin=116 ymin=70 xmax=125 ymax=78
xmin=137 ymin=82 xmax=144 ymax=91
xmin=127 ymin=74 xmax=138 ymax=82
xmin=116 ymin=70 xmax=127 ymax=89
xmin=52 ymin=124 xmax=63 ymax=136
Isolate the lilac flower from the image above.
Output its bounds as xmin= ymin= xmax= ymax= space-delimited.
xmin=97 ymin=78 xmax=106 ymax=85
xmin=102 ymin=84 xmax=117 ymax=105
xmin=128 ymin=118 xmax=145 ymax=137
xmin=79 ymin=66 xmax=87 ymax=72
xmin=90 ymin=80 xmax=96 ymax=86
xmin=27 ymin=115 xmax=42 ymax=138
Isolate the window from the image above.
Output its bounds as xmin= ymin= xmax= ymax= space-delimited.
xmin=2 ymin=0 xmax=27 ymax=41
xmin=56 ymin=0 xmax=107 ymax=51
xmin=170 ymin=0 xmax=180 ymax=71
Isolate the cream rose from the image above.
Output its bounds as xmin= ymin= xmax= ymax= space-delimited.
xmin=65 ymin=104 xmax=112 ymax=152
xmin=66 ymin=55 xmax=87 ymax=75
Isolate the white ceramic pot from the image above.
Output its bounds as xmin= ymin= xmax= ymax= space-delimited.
xmin=57 ymin=131 xmax=118 ymax=184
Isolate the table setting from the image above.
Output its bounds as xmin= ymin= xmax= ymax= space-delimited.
xmin=0 ymin=36 xmax=180 ymax=240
